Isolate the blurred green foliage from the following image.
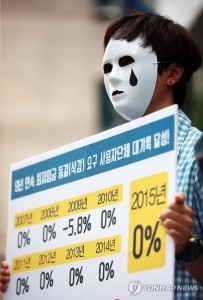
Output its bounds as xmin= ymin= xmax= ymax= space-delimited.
xmin=183 ymin=79 xmax=203 ymax=132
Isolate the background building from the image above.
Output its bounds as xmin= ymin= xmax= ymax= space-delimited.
xmin=0 ymin=2 xmax=202 ymax=298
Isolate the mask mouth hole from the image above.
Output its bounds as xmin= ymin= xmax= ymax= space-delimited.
xmin=112 ymin=90 xmax=124 ymax=96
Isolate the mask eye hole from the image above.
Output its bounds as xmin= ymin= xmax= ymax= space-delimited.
xmin=103 ymin=63 xmax=113 ymax=74
xmin=119 ymin=56 xmax=135 ymax=67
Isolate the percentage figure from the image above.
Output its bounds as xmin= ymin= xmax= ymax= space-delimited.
xmin=69 ymin=267 xmax=84 ymax=286
xmin=145 ymin=222 xmax=161 ymax=256
xmin=83 ymin=215 xmax=91 ymax=232
xmin=40 ymin=271 xmax=54 ymax=289
xmin=16 ymin=277 xmax=29 ymax=295
xmin=17 ymin=230 xmax=30 ymax=248
xmin=99 ymin=261 xmax=115 ymax=281
xmin=63 ymin=215 xmax=91 ymax=236
xmin=133 ymin=221 xmax=161 ymax=259
xmin=42 ymin=223 xmax=56 ymax=242
xmin=101 ymin=208 xmax=116 ymax=229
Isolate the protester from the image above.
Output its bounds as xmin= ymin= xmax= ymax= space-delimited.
xmin=102 ymin=13 xmax=203 ymax=298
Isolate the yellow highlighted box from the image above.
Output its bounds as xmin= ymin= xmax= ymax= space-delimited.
xmin=12 ymin=234 xmax=121 ymax=274
xmin=128 ymin=172 xmax=168 ymax=272
xmin=14 ymin=184 xmax=123 ymax=229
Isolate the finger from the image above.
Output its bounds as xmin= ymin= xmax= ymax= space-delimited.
xmin=161 ymin=211 xmax=193 ymax=232
xmin=159 ymin=207 xmax=194 ymax=227
xmin=161 ymin=217 xmax=192 ymax=244
xmin=165 ymin=228 xmax=188 ymax=245
xmin=0 ymin=283 xmax=8 ymax=293
xmin=175 ymin=192 xmax=185 ymax=204
xmin=168 ymin=201 xmax=193 ymax=215
xmin=160 ymin=202 xmax=193 ymax=220
xmin=0 ymin=275 xmax=10 ymax=284
xmin=1 ymin=268 xmax=10 ymax=276
xmin=1 ymin=261 xmax=8 ymax=268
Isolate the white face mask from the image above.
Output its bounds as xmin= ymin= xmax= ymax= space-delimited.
xmin=102 ymin=37 xmax=157 ymax=121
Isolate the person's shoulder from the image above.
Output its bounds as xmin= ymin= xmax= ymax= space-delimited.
xmin=178 ymin=109 xmax=202 ymax=141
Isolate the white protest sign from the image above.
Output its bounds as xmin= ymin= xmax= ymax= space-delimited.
xmin=5 ymin=105 xmax=177 ymax=300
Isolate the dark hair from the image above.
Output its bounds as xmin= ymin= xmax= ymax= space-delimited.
xmin=103 ymin=13 xmax=202 ymax=107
